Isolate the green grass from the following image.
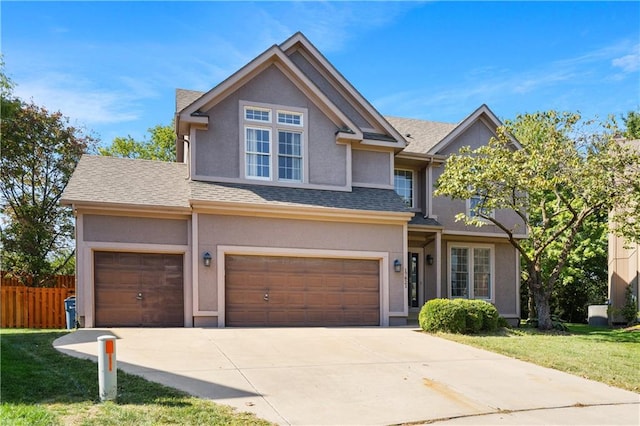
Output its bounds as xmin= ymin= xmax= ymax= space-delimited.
xmin=0 ymin=329 xmax=273 ymax=425
xmin=437 ymin=324 xmax=640 ymax=393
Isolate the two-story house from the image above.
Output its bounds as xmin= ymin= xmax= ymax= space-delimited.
xmin=61 ymin=32 xmax=523 ymax=328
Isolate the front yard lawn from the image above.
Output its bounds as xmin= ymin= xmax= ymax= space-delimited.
xmin=438 ymin=324 xmax=640 ymax=393
xmin=0 ymin=329 xmax=272 ymax=425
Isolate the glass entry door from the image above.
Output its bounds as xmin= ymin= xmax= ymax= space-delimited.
xmin=408 ymin=252 xmax=420 ymax=308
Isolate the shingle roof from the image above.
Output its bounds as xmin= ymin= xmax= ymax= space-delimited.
xmin=190 ymin=180 xmax=410 ymax=212
xmin=61 ymin=155 xmax=190 ymax=209
xmin=176 ymin=89 xmax=205 ymax=112
xmin=62 ymin=155 xmax=410 ymax=214
xmin=408 ymin=213 xmax=442 ymax=227
xmin=385 ymin=116 xmax=456 ymax=154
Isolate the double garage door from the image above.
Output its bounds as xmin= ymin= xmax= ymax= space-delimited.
xmin=94 ymin=252 xmax=380 ymax=327
xmin=94 ymin=252 xmax=184 ymax=327
xmin=225 ymin=255 xmax=380 ymax=327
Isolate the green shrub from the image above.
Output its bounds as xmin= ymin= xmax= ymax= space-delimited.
xmin=497 ymin=316 xmax=509 ymax=328
xmin=621 ymin=284 xmax=639 ymax=325
xmin=419 ymin=299 xmax=466 ymax=333
xmin=453 ymin=299 xmax=483 ymax=333
xmin=473 ymin=300 xmax=500 ymax=331
xmin=419 ymin=298 xmax=501 ymax=334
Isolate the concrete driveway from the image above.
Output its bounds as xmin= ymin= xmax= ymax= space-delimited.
xmin=54 ymin=327 xmax=639 ymax=425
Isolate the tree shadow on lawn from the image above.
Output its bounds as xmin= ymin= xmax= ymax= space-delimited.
xmin=0 ymin=331 xmax=254 ymax=407
xmin=468 ymin=324 xmax=640 ymax=344
xmin=566 ymin=324 xmax=640 ymax=344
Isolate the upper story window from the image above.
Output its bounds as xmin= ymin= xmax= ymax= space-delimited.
xmin=245 ymin=107 xmax=271 ymax=122
xmin=468 ymin=192 xmax=494 ymax=220
xmin=394 ymin=169 xmax=414 ymax=207
xmin=277 ymin=112 xmax=302 ymax=126
xmin=242 ymin=102 xmax=306 ymax=183
xmin=449 ymin=243 xmax=494 ymax=301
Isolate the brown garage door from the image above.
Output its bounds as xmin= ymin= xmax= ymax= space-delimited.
xmin=94 ymin=251 xmax=184 ymax=327
xmin=225 ymin=255 xmax=379 ymax=326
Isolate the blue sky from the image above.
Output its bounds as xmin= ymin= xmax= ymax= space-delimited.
xmin=2 ymin=1 xmax=639 ymax=145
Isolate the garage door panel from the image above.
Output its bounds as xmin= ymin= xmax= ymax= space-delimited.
xmin=142 ymin=309 xmax=183 ymax=326
xmin=95 ymin=251 xmax=184 ymax=327
xmin=96 ymin=307 xmax=141 ymax=327
xmin=359 ymin=293 xmax=380 ymax=306
xmin=227 ymin=310 xmax=267 ymax=325
xmin=225 ymin=255 xmax=380 ymax=327
xmin=96 ymin=289 xmax=139 ymax=306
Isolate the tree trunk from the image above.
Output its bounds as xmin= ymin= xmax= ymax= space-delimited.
xmin=527 ymin=262 xmax=553 ymax=330
xmin=533 ymin=290 xmax=553 ymax=330
xmin=528 ymin=294 xmax=536 ymax=321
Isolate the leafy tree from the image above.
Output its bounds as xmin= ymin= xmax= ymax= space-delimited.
xmin=435 ymin=111 xmax=640 ymax=330
xmin=1 ymin=67 xmax=95 ymax=286
xmin=99 ymin=123 xmax=175 ymax=161
xmin=550 ymin=211 xmax=608 ymax=322
xmin=623 ymin=110 xmax=640 ymax=140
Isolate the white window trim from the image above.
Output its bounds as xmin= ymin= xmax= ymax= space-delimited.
xmin=244 ymin=126 xmax=272 ymax=180
xmin=394 ymin=168 xmax=415 ymax=208
xmin=240 ymin=100 xmax=308 ymax=184
xmin=447 ymin=242 xmax=495 ymax=302
xmin=244 ymin=106 xmax=272 ymax=123
xmin=277 ymin=109 xmax=303 ymax=127
xmin=276 ymin=129 xmax=303 ymax=182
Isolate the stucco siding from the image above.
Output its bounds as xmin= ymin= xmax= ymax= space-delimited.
xmin=194 ymin=64 xmax=347 ymax=187
xmin=196 ymin=214 xmax=405 ymax=316
xmin=288 ymin=50 xmax=374 ymax=130
xmin=609 ymin=235 xmax=640 ymax=318
xmin=83 ymin=214 xmax=188 ymax=245
xmin=493 ymin=242 xmax=518 ymax=315
xmin=438 ymin=120 xmax=496 ymax=156
xmin=352 ymin=149 xmax=392 ymax=186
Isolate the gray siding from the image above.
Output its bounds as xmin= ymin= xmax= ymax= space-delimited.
xmin=194 ymin=65 xmax=347 ymax=187
xmin=288 ymin=50 xmax=374 ymax=130
xmin=352 ymin=149 xmax=391 ymax=186
xmin=83 ymin=215 xmax=188 ymax=245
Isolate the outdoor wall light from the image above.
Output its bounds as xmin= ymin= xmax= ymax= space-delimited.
xmin=394 ymin=259 xmax=402 ymax=272
xmin=426 ymin=254 xmax=434 ymax=265
xmin=203 ymin=252 xmax=212 ymax=267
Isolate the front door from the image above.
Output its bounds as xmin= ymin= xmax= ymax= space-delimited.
xmin=408 ymin=250 xmax=422 ymax=310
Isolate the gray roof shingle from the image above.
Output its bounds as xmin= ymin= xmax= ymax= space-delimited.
xmin=408 ymin=213 xmax=442 ymax=227
xmin=385 ymin=116 xmax=456 ymax=154
xmin=61 ymin=155 xmax=190 ymax=209
xmin=190 ymin=180 xmax=410 ymax=212
xmin=176 ymin=89 xmax=205 ymax=112
xmin=62 ymin=155 xmax=410 ymax=214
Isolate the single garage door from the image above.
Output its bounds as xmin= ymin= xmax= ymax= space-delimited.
xmin=94 ymin=251 xmax=184 ymax=327
xmin=225 ymin=255 xmax=380 ymax=326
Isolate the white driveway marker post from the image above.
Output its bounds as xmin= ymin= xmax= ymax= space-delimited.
xmin=97 ymin=335 xmax=117 ymax=401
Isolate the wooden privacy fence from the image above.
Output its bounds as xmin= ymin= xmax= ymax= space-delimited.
xmin=1 ymin=273 xmax=75 ymax=288
xmin=1 ymin=274 xmax=76 ymax=328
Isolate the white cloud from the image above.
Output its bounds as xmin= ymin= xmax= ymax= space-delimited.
xmin=14 ymin=72 xmax=143 ymax=126
xmin=375 ymin=38 xmax=639 ymax=121
xmin=612 ymin=50 xmax=640 ymax=73
xmin=245 ymin=1 xmax=419 ymax=54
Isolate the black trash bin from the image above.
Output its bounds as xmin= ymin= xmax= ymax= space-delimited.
xmin=64 ymin=296 xmax=76 ymax=329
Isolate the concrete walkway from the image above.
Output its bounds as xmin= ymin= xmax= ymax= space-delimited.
xmin=54 ymin=327 xmax=639 ymax=425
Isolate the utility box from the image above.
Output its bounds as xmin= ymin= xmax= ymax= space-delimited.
xmin=64 ymin=296 xmax=76 ymax=329
xmin=587 ymin=304 xmax=609 ymax=327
